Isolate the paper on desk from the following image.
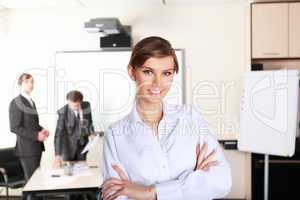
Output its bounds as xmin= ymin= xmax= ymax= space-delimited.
xmin=81 ymin=135 xmax=99 ymax=154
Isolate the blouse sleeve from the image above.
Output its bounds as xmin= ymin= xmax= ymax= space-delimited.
xmin=102 ymin=127 xmax=129 ymax=200
xmin=155 ymin=106 xmax=232 ymax=200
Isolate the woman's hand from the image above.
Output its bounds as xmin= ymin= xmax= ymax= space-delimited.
xmin=194 ymin=142 xmax=219 ymax=172
xmin=101 ymin=165 xmax=156 ymax=200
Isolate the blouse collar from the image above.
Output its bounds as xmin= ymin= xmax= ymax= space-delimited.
xmin=128 ymin=101 xmax=181 ymax=125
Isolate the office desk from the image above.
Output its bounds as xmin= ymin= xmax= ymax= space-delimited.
xmin=22 ymin=163 xmax=102 ymax=200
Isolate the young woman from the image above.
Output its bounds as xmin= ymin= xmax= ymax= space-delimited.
xmin=9 ymin=73 xmax=49 ymax=181
xmin=102 ymin=36 xmax=232 ymax=200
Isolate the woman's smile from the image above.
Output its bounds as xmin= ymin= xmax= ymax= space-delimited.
xmin=148 ymin=88 xmax=161 ymax=96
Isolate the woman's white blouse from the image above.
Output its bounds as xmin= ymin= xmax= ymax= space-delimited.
xmin=102 ymin=103 xmax=232 ymax=200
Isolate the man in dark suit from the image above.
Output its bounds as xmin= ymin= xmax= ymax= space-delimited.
xmin=9 ymin=73 xmax=49 ymax=182
xmin=53 ymin=90 xmax=95 ymax=168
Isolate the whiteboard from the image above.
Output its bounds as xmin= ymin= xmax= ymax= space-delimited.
xmin=1 ymin=49 xmax=185 ymax=148
xmin=55 ymin=49 xmax=185 ymax=132
xmin=238 ymin=70 xmax=300 ymax=157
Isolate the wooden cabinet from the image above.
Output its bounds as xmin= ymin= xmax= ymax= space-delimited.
xmin=289 ymin=3 xmax=300 ymax=58
xmin=252 ymin=3 xmax=289 ymax=58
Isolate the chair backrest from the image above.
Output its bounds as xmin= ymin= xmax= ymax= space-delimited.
xmin=0 ymin=147 xmax=24 ymax=181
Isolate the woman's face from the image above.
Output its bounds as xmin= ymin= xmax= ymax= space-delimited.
xmin=128 ymin=56 xmax=175 ymax=104
xmin=21 ymin=77 xmax=34 ymax=94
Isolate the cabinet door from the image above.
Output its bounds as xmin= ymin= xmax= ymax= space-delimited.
xmin=252 ymin=3 xmax=289 ymax=58
xmin=289 ymin=3 xmax=300 ymax=58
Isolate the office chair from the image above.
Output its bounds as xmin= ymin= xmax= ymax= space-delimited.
xmin=0 ymin=147 xmax=25 ymax=200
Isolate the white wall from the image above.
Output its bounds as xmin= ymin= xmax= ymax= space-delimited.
xmin=0 ymin=10 xmax=8 ymax=33
xmin=0 ymin=2 xmax=251 ymax=199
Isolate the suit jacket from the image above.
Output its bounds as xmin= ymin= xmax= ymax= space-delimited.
xmin=54 ymin=101 xmax=95 ymax=161
xmin=9 ymin=95 xmax=45 ymax=157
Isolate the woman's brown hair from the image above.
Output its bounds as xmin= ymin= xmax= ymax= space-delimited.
xmin=128 ymin=36 xmax=179 ymax=73
xmin=18 ymin=73 xmax=33 ymax=86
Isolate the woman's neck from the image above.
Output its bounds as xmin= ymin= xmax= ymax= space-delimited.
xmin=136 ymin=99 xmax=163 ymax=127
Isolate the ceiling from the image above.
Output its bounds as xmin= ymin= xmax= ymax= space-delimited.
xmin=0 ymin=0 xmax=86 ymax=9
xmin=253 ymin=0 xmax=300 ymax=2
xmin=0 ymin=0 xmax=251 ymax=9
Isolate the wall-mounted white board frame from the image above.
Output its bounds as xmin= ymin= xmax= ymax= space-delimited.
xmin=55 ymin=49 xmax=186 ymax=132
xmin=1 ymin=49 xmax=185 ymax=148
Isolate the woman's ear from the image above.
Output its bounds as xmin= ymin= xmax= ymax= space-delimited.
xmin=128 ymin=65 xmax=136 ymax=81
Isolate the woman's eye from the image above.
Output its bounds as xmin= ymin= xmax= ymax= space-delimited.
xmin=143 ymin=70 xmax=153 ymax=75
xmin=163 ymin=71 xmax=173 ymax=76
